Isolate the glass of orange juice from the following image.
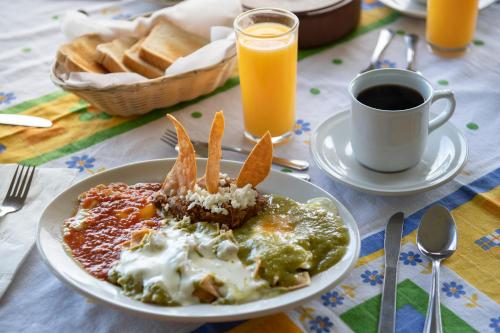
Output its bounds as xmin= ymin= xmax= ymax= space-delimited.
xmin=426 ymin=0 xmax=479 ymax=57
xmin=234 ymin=8 xmax=299 ymax=144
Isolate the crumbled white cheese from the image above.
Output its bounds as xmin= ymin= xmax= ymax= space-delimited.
xmin=185 ymin=183 xmax=257 ymax=215
xmin=219 ymin=173 xmax=229 ymax=186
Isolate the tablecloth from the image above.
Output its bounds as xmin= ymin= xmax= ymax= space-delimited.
xmin=0 ymin=1 xmax=499 ymax=332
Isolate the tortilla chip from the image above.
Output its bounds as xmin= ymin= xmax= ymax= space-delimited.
xmin=162 ymin=115 xmax=197 ymax=194
xmin=252 ymin=258 xmax=262 ymax=279
xmin=236 ymin=132 xmax=273 ymax=188
xmin=121 ymin=228 xmax=152 ymax=249
xmin=279 ymin=272 xmax=311 ymax=291
xmin=205 ymin=111 xmax=225 ymax=194
xmin=192 ymin=274 xmax=221 ymax=303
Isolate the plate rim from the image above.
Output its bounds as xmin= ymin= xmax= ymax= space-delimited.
xmin=310 ymin=111 xmax=468 ymax=196
xmin=36 ymin=158 xmax=360 ymax=322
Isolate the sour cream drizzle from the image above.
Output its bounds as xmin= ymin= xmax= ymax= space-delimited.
xmin=109 ymin=217 xmax=268 ymax=305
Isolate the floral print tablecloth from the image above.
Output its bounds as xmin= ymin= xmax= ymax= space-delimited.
xmin=1 ymin=1 xmax=499 ymax=333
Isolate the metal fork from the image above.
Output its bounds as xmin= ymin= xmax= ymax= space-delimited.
xmin=161 ymin=129 xmax=309 ymax=171
xmin=0 ymin=165 xmax=36 ymax=218
xmin=161 ymin=130 xmax=310 ymax=181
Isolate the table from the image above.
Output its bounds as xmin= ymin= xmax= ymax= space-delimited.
xmin=1 ymin=1 xmax=499 ymax=332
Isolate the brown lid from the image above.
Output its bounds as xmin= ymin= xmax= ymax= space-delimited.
xmin=241 ymin=0 xmax=345 ymax=14
xmin=242 ymin=0 xmax=361 ymax=49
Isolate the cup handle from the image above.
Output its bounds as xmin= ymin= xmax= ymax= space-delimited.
xmin=429 ymin=90 xmax=456 ymax=133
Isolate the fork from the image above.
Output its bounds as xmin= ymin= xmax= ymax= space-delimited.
xmin=161 ymin=129 xmax=309 ymax=171
xmin=0 ymin=165 xmax=36 ymax=218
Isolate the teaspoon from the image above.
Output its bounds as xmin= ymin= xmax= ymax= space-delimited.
xmin=417 ymin=205 xmax=457 ymax=333
xmin=404 ymin=33 xmax=419 ymax=72
xmin=361 ymin=28 xmax=395 ymax=73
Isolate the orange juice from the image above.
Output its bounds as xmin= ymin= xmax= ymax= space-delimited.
xmin=427 ymin=0 xmax=478 ymax=56
xmin=235 ymin=12 xmax=298 ymax=143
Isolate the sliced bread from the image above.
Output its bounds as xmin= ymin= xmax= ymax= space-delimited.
xmin=139 ymin=21 xmax=206 ymax=71
xmin=96 ymin=36 xmax=138 ymax=73
xmin=57 ymin=34 xmax=107 ymax=73
xmin=123 ymin=38 xmax=164 ymax=79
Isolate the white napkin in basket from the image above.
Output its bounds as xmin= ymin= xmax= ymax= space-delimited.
xmin=58 ymin=0 xmax=241 ymax=88
xmin=0 ymin=165 xmax=78 ymax=299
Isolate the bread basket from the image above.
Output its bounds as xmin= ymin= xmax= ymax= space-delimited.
xmin=50 ymin=48 xmax=236 ymax=117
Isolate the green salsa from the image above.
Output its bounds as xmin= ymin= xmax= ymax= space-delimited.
xmin=234 ymin=195 xmax=349 ymax=287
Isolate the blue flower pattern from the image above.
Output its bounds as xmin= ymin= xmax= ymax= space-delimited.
xmin=0 ymin=92 xmax=16 ymax=105
xmin=321 ymin=291 xmax=344 ymax=308
xmin=294 ymin=119 xmax=311 ymax=135
xmin=66 ymin=154 xmax=96 ymax=172
xmin=361 ymin=270 xmax=383 ymax=285
xmin=309 ymin=316 xmax=334 ymax=333
xmin=490 ymin=317 xmax=500 ymax=333
xmin=400 ymin=251 xmax=423 ymax=266
xmin=375 ymin=59 xmax=396 ymax=69
xmin=442 ymin=281 xmax=466 ymax=299
xmin=0 ymin=143 xmax=5 ymax=153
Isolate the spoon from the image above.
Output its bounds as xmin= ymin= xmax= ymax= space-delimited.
xmin=361 ymin=28 xmax=395 ymax=73
xmin=417 ymin=205 xmax=457 ymax=333
xmin=404 ymin=33 xmax=419 ymax=72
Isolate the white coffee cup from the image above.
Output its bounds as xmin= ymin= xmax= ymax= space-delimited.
xmin=349 ymin=69 xmax=455 ymax=172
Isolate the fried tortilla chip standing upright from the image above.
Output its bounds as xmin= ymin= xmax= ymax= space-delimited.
xmin=162 ymin=115 xmax=197 ymax=194
xmin=205 ymin=111 xmax=225 ymax=194
xmin=236 ymin=132 xmax=273 ymax=188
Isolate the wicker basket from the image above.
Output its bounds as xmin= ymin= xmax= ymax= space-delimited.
xmin=50 ymin=52 xmax=237 ymax=116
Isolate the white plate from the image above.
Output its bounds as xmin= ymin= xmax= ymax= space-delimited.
xmin=310 ymin=111 xmax=467 ymax=196
xmin=37 ymin=158 xmax=360 ymax=322
xmin=379 ymin=0 xmax=496 ymax=19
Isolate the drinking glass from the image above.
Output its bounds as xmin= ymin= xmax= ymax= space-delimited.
xmin=426 ymin=0 xmax=479 ymax=57
xmin=234 ymin=8 xmax=299 ymax=144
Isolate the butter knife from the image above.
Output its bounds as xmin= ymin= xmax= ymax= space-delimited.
xmin=378 ymin=212 xmax=405 ymax=333
xmin=0 ymin=114 xmax=52 ymax=128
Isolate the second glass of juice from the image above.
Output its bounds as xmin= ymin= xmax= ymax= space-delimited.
xmin=426 ymin=0 xmax=479 ymax=57
xmin=234 ymin=8 xmax=299 ymax=144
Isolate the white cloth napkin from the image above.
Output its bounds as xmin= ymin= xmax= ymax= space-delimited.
xmin=0 ymin=165 xmax=78 ymax=299
xmin=58 ymin=0 xmax=241 ymax=87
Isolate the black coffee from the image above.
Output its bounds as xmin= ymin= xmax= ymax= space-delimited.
xmin=356 ymin=84 xmax=424 ymax=110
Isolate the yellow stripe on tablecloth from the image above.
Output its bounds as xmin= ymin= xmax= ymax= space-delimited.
xmin=443 ymin=186 xmax=500 ymax=302
xmin=360 ymin=5 xmax=394 ymax=27
xmin=228 ymin=313 xmax=303 ymax=333
xmin=0 ymin=95 xmax=135 ymax=164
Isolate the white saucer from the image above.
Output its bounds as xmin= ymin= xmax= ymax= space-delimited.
xmin=379 ymin=0 xmax=496 ymax=19
xmin=310 ymin=111 xmax=468 ymax=196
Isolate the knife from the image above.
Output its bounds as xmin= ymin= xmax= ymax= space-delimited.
xmin=378 ymin=212 xmax=405 ymax=333
xmin=0 ymin=114 xmax=52 ymax=128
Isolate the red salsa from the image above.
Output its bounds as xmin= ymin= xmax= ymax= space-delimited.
xmin=63 ymin=183 xmax=163 ymax=279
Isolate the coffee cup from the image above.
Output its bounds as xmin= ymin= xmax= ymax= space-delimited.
xmin=349 ymin=68 xmax=455 ymax=172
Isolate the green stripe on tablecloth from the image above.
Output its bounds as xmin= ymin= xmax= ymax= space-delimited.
xmin=0 ymin=90 xmax=68 ymax=114
xmin=17 ymin=10 xmax=400 ymax=165
xmin=340 ymin=279 xmax=477 ymax=333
